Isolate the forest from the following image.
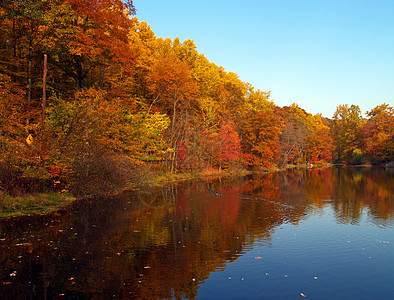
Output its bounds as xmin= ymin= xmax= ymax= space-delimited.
xmin=0 ymin=0 xmax=393 ymax=196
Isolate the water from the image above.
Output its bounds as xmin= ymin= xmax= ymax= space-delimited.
xmin=0 ymin=167 xmax=393 ymax=299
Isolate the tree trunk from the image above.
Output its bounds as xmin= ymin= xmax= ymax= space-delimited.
xmin=41 ymin=54 xmax=47 ymax=128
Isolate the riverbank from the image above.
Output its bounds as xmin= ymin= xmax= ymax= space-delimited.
xmin=0 ymin=191 xmax=75 ymax=218
xmin=0 ymin=164 xmax=330 ymax=218
xmin=0 ymin=166 xmax=254 ymax=218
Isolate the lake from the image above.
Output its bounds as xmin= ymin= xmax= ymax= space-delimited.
xmin=1 ymin=167 xmax=393 ymax=299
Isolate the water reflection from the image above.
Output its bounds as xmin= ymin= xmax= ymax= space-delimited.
xmin=0 ymin=167 xmax=393 ymax=298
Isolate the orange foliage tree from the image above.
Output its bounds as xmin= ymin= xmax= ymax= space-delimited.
xmin=148 ymin=52 xmax=198 ymax=172
xmin=237 ymin=90 xmax=282 ymax=168
xmin=363 ymin=104 xmax=394 ymax=163
xmin=40 ymin=0 xmax=136 ymax=90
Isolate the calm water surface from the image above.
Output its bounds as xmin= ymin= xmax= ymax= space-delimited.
xmin=1 ymin=167 xmax=393 ymax=299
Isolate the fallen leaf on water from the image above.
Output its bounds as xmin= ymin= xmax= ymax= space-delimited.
xmin=300 ymin=293 xmax=307 ymax=297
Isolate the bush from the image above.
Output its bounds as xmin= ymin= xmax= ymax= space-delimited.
xmin=350 ymin=148 xmax=364 ymax=165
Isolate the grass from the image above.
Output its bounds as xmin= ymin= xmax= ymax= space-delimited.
xmin=0 ymin=191 xmax=75 ymax=217
xmin=140 ymin=167 xmax=254 ymax=187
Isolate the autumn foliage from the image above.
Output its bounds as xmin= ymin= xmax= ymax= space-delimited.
xmin=0 ymin=0 xmax=392 ymax=195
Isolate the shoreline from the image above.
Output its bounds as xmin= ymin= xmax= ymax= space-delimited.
xmin=1 ymin=167 xmax=255 ymax=218
xmin=2 ymin=162 xmax=382 ymax=219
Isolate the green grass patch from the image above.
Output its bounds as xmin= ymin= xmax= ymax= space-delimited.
xmin=0 ymin=191 xmax=75 ymax=217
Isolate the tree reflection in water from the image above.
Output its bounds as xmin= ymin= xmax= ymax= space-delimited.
xmin=0 ymin=167 xmax=393 ymax=298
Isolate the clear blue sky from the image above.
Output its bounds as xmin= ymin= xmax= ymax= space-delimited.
xmin=133 ymin=0 xmax=394 ymax=118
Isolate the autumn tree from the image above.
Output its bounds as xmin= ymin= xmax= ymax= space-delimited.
xmin=305 ymin=119 xmax=324 ymax=163
xmin=191 ymin=54 xmax=222 ymax=129
xmin=45 ymin=88 xmax=170 ymax=195
xmin=148 ymin=51 xmax=198 ymax=172
xmin=40 ymin=0 xmax=136 ymax=91
xmin=0 ymin=0 xmax=49 ymax=126
xmin=304 ymin=114 xmax=333 ymax=163
xmin=332 ymin=104 xmax=364 ymax=163
xmin=278 ymin=104 xmax=310 ymax=167
xmin=363 ymin=104 xmax=394 ymax=163
xmin=127 ymin=18 xmax=158 ymax=99
xmin=0 ymin=74 xmax=27 ymax=152
xmin=237 ymin=90 xmax=282 ymax=168
xmin=215 ymin=120 xmax=242 ymax=170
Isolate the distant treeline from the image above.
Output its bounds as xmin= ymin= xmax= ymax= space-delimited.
xmin=0 ymin=0 xmax=393 ymax=195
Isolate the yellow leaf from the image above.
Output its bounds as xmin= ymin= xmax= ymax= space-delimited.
xmin=26 ymin=134 xmax=33 ymax=145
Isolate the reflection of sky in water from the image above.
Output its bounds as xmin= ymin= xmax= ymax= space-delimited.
xmin=198 ymin=205 xmax=394 ymax=299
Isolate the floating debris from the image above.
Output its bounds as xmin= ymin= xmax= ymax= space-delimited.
xmin=208 ymin=190 xmax=222 ymax=197
xmin=15 ymin=243 xmax=31 ymax=246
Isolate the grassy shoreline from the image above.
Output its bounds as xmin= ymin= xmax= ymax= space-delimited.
xmin=0 ymin=167 xmax=253 ymax=218
xmin=0 ymin=164 xmax=332 ymax=218
xmin=0 ymin=191 xmax=76 ymax=218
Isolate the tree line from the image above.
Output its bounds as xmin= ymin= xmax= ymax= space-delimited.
xmin=0 ymin=0 xmax=393 ymax=195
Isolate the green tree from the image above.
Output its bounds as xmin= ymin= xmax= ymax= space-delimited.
xmin=332 ymin=104 xmax=364 ymax=163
